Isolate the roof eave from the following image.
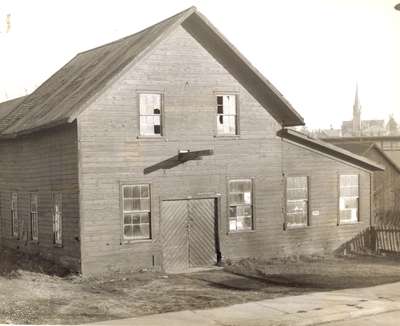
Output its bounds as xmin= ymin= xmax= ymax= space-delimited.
xmin=0 ymin=118 xmax=71 ymax=139
xmin=278 ymin=129 xmax=385 ymax=171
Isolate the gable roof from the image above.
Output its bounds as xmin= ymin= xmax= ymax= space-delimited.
xmin=0 ymin=96 xmax=28 ymax=128
xmin=0 ymin=6 xmax=304 ymax=138
xmin=332 ymin=141 xmax=400 ymax=174
xmin=278 ymin=128 xmax=385 ymax=171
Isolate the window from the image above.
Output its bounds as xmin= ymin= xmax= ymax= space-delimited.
xmin=139 ymin=93 xmax=162 ymax=136
xmin=339 ymin=175 xmax=359 ymax=224
xmin=228 ymin=179 xmax=253 ymax=231
xmin=122 ymin=185 xmax=151 ymax=240
xmin=286 ymin=177 xmax=309 ymax=228
xmin=53 ymin=193 xmax=62 ymax=245
xmin=11 ymin=192 xmax=18 ymax=238
xmin=217 ymin=95 xmax=237 ymax=135
xmin=30 ymin=193 xmax=39 ymax=241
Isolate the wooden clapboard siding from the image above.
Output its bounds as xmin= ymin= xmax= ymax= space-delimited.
xmin=366 ymin=147 xmax=400 ymax=224
xmin=0 ymin=123 xmax=80 ymax=271
xmin=77 ymin=26 xmax=372 ymax=275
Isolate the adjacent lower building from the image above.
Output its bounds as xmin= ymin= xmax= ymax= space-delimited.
xmin=0 ymin=7 xmax=384 ymax=275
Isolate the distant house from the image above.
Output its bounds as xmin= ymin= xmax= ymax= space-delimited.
xmin=0 ymin=7 xmax=384 ymax=275
xmin=325 ymin=141 xmax=400 ymax=225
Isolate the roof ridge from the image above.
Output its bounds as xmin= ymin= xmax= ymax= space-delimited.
xmin=77 ymin=6 xmax=197 ymax=56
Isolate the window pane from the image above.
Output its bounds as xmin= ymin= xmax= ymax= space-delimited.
xmin=140 ymin=224 xmax=150 ymax=238
xmin=287 ymin=200 xmax=307 ymax=215
xmin=237 ymin=216 xmax=252 ymax=231
xmin=229 ymin=206 xmax=237 ymax=218
xmin=132 ymin=214 xmax=140 ymax=225
xmin=229 ymin=180 xmax=252 ymax=193
xmin=140 ymin=94 xmax=161 ymax=115
xmin=140 ymin=212 xmax=150 ymax=224
xmin=229 ymin=193 xmax=244 ymax=205
xmin=223 ymin=95 xmax=236 ymax=115
xmin=140 ymin=185 xmax=149 ymax=198
xmin=133 ymin=225 xmax=142 ymax=238
xmin=124 ymin=225 xmax=134 ymax=238
xmin=124 ymin=199 xmax=134 ymax=211
xmin=132 ymin=199 xmax=141 ymax=210
xmin=140 ymin=198 xmax=150 ymax=211
xmin=124 ymin=214 xmax=132 ymax=225
xmin=132 ymin=186 xmax=141 ymax=198
xmin=340 ymin=186 xmax=359 ymax=197
xmin=124 ymin=186 xmax=134 ymax=198
xmin=229 ymin=219 xmax=237 ymax=231
xmin=340 ymin=197 xmax=358 ymax=210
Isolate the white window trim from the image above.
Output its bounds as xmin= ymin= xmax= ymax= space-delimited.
xmin=338 ymin=174 xmax=360 ymax=225
xmin=30 ymin=193 xmax=39 ymax=242
xmin=52 ymin=192 xmax=63 ymax=246
xmin=122 ymin=184 xmax=152 ymax=241
xmin=138 ymin=93 xmax=163 ymax=137
xmin=285 ymin=176 xmax=309 ymax=229
xmin=11 ymin=192 xmax=18 ymax=238
xmin=228 ymin=178 xmax=254 ymax=233
xmin=216 ymin=94 xmax=238 ymax=136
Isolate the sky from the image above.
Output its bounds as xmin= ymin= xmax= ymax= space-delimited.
xmin=0 ymin=0 xmax=399 ymax=129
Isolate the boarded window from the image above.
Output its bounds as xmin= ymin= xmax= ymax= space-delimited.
xmin=286 ymin=177 xmax=309 ymax=227
xmin=228 ymin=179 xmax=253 ymax=231
xmin=53 ymin=193 xmax=62 ymax=245
xmin=217 ymin=95 xmax=237 ymax=135
xmin=122 ymin=185 xmax=151 ymax=240
xmin=339 ymin=175 xmax=359 ymax=224
xmin=139 ymin=94 xmax=162 ymax=136
xmin=11 ymin=192 xmax=18 ymax=238
xmin=30 ymin=193 xmax=39 ymax=241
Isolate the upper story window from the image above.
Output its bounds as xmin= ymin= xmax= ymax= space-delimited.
xmin=122 ymin=184 xmax=151 ymax=240
xmin=286 ymin=176 xmax=309 ymax=228
xmin=339 ymin=175 xmax=359 ymax=224
xmin=228 ymin=179 xmax=253 ymax=232
xmin=217 ymin=95 xmax=237 ymax=136
xmin=139 ymin=93 xmax=162 ymax=136
xmin=11 ymin=192 xmax=18 ymax=238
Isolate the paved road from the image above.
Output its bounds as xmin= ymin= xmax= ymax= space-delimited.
xmin=84 ymin=281 xmax=400 ymax=326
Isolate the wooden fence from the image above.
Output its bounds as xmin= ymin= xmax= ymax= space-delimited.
xmin=338 ymin=225 xmax=400 ymax=256
xmin=374 ymin=225 xmax=400 ymax=254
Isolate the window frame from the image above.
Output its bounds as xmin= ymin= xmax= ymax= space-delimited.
xmin=121 ymin=184 xmax=152 ymax=243
xmin=11 ymin=192 xmax=18 ymax=238
xmin=227 ymin=178 xmax=254 ymax=233
xmin=338 ymin=174 xmax=360 ymax=225
xmin=52 ymin=192 xmax=63 ymax=246
xmin=30 ymin=193 xmax=39 ymax=242
xmin=138 ymin=92 xmax=164 ymax=138
xmin=215 ymin=93 xmax=239 ymax=137
xmin=284 ymin=176 xmax=310 ymax=230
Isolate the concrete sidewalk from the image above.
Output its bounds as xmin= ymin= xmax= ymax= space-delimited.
xmin=84 ymin=281 xmax=400 ymax=326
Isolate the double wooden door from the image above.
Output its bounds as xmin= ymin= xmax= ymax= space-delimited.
xmin=161 ymin=198 xmax=218 ymax=272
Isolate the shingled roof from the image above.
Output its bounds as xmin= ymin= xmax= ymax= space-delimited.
xmin=0 ymin=6 xmax=304 ymax=138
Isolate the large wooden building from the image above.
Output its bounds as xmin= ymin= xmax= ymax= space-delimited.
xmin=0 ymin=7 xmax=384 ymax=275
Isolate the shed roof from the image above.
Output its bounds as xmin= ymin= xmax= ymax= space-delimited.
xmin=0 ymin=6 xmax=304 ymax=138
xmin=278 ymin=128 xmax=385 ymax=171
xmin=332 ymin=141 xmax=400 ymax=174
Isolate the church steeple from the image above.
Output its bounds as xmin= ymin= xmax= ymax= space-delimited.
xmin=352 ymin=83 xmax=362 ymax=136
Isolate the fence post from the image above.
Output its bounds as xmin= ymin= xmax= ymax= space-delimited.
xmin=370 ymin=226 xmax=377 ymax=253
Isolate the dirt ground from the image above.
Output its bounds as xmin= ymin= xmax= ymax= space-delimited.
xmin=2 ymin=251 xmax=400 ymax=324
